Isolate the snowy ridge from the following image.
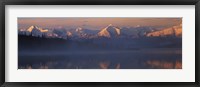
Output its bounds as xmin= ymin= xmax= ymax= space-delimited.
xmin=25 ymin=25 xmax=48 ymax=37
xmin=27 ymin=25 xmax=48 ymax=33
xmin=146 ymin=24 xmax=182 ymax=37
xmin=98 ymin=24 xmax=121 ymax=38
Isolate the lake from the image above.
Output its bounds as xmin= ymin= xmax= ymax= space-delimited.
xmin=18 ymin=48 xmax=182 ymax=69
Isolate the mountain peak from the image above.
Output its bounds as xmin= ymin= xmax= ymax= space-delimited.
xmin=76 ymin=27 xmax=83 ymax=32
xmin=27 ymin=25 xmax=48 ymax=33
xmin=98 ymin=24 xmax=121 ymax=38
xmin=106 ymin=24 xmax=116 ymax=29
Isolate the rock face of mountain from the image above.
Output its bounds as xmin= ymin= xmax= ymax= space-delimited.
xmin=98 ymin=24 xmax=120 ymax=38
xmin=146 ymin=24 xmax=182 ymax=37
xmin=52 ymin=29 xmax=68 ymax=39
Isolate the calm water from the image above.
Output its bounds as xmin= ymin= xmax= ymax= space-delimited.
xmin=18 ymin=48 xmax=182 ymax=69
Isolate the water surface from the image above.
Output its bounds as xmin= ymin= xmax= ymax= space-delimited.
xmin=18 ymin=48 xmax=182 ymax=69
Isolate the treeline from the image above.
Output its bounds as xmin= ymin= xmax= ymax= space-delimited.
xmin=18 ymin=35 xmax=69 ymax=51
xmin=18 ymin=34 xmax=182 ymax=52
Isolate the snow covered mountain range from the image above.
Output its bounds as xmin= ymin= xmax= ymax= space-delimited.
xmin=19 ymin=25 xmax=48 ymax=37
xmin=18 ymin=24 xmax=182 ymax=40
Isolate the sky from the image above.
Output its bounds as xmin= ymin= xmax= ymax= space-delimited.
xmin=18 ymin=17 xmax=182 ymax=30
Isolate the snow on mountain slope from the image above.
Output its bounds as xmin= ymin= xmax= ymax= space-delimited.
xmin=146 ymin=24 xmax=182 ymax=37
xmin=27 ymin=26 xmax=48 ymax=33
xmin=98 ymin=24 xmax=121 ymax=38
xmin=98 ymin=27 xmax=111 ymax=37
xmin=119 ymin=26 xmax=155 ymax=38
xmin=26 ymin=26 xmax=48 ymax=37
xmin=66 ymin=31 xmax=73 ymax=37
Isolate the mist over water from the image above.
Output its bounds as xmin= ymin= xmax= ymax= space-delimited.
xmin=18 ymin=48 xmax=182 ymax=69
